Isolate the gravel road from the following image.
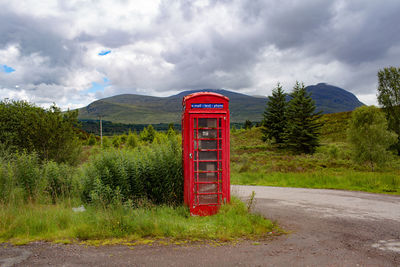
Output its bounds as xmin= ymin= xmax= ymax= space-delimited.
xmin=1 ymin=185 xmax=399 ymax=266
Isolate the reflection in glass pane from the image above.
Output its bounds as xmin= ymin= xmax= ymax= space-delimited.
xmin=199 ymin=140 xmax=217 ymax=149
xmin=199 ymin=129 xmax=217 ymax=138
xmin=199 ymin=162 xmax=217 ymax=172
xmin=198 ymin=183 xmax=218 ymax=193
xmin=199 ymin=151 xmax=217 ymax=160
xmin=199 ymin=194 xmax=218 ymax=204
xmin=199 ymin=172 xmax=217 ymax=182
xmin=199 ymin=118 xmax=217 ymax=128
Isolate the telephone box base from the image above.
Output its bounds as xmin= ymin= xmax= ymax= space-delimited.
xmin=189 ymin=205 xmax=219 ymax=216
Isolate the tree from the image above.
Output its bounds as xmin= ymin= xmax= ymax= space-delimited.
xmin=140 ymin=125 xmax=155 ymax=143
xmin=377 ymin=66 xmax=400 ymax=154
xmin=244 ymin=120 xmax=252 ymax=130
xmin=87 ymin=134 xmax=97 ymax=146
xmin=283 ymin=82 xmax=322 ymax=154
xmin=262 ymin=83 xmax=287 ymax=144
xmin=347 ymin=106 xmax=397 ymax=171
xmin=126 ymin=130 xmax=138 ymax=149
xmin=112 ymin=135 xmax=121 ymax=148
xmin=0 ymin=100 xmax=81 ymax=165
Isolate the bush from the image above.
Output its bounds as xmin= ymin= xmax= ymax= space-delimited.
xmin=102 ymin=136 xmax=111 ymax=149
xmin=126 ymin=131 xmax=138 ymax=149
xmin=0 ymin=100 xmax=82 ymax=165
xmin=112 ymin=135 xmax=121 ymax=149
xmin=140 ymin=125 xmax=156 ymax=143
xmin=87 ymin=134 xmax=97 ymax=146
xmin=82 ymin=135 xmax=183 ymax=206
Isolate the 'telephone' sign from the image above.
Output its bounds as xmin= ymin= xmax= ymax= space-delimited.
xmin=191 ymin=103 xmax=224 ymax=109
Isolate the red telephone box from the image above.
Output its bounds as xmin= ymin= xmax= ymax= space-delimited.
xmin=182 ymin=92 xmax=230 ymax=216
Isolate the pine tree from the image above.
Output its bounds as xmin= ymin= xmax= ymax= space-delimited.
xmin=244 ymin=120 xmax=252 ymax=130
xmin=262 ymin=83 xmax=287 ymax=144
xmin=283 ymin=81 xmax=322 ymax=154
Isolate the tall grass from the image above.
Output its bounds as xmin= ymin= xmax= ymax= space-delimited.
xmin=0 ymin=197 xmax=275 ymax=243
xmin=0 ymin=152 xmax=79 ymax=204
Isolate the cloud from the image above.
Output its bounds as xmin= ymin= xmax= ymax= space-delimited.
xmin=0 ymin=0 xmax=399 ymax=109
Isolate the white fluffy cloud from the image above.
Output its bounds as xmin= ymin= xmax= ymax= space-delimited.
xmin=1 ymin=0 xmax=400 ymax=109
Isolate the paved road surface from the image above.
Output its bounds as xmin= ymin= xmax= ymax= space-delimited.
xmin=1 ymin=185 xmax=399 ymax=266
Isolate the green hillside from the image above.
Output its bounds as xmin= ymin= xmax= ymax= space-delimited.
xmin=78 ymin=85 xmax=364 ymax=124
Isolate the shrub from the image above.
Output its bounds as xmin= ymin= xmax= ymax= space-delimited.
xmin=87 ymin=134 xmax=97 ymax=146
xmin=140 ymin=125 xmax=156 ymax=143
xmin=126 ymin=131 xmax=138 ymax=149
xmin=102 ymin=136 xmax=111 ymax=149
xmin=112 ymin=135 xmax=121 ymax=149
xmin=119 ymin=134 xmax=127 ymax=144
xmin=82 ymin=136 xmax=183 ymax=206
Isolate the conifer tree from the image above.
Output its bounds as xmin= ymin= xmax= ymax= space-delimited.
xmin=262 ymin=83 xmax=287 ymax=144
xmin=283 ymin=81 xmax=322 ymax=154
xmin=244 ymin=120 xmax=252 ymax=130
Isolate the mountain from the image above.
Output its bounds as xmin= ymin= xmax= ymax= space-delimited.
xmin=306 ymin=83 xmax=364 ymax=114
xmin=77 ymin=84 xmax=364 ymax=124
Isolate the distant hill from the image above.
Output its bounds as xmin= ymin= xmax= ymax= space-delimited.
xmin=78 ymin=84 xmax=364 ymax=124
xmin=306 ymin=83 xmax=364 ymax=114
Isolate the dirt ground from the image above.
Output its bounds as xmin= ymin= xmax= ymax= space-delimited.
xmin=1 ymin=185 xmax=399 ymax=266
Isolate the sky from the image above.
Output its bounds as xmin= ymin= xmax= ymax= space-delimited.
xmin=1 ymin=0 xmax=400 ymax=110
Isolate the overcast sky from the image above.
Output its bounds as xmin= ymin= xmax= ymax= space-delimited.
xmin=1 ymin=0 xmax=399 ymax=109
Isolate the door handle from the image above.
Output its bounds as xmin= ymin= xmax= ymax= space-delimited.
xmin=189 ymin=153 xmax=192 ymax=159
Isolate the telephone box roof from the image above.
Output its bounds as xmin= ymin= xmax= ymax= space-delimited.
xmin=182 ymin=92 xmax=229 ymax=106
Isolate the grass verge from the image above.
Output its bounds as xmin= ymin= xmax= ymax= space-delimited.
xmin=0 ymin=197 xmax=278 ymax=245
xmin=232 ymin=171 xmax=400 ymax=195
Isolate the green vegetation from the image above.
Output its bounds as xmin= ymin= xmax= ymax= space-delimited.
xmin=80 ymin=119 xmax=182 ymax=136
xmin=262 ymin=83 xmax=286 ymax=144
xmin=347 ymin=106 xmax=398 ymax=171
xmin=0 ymin=197 xmax=275 ymax=244
xmin=262 ymin=81 xmax=322 ymax=154
xmin=377 ymin=66 xmax=400 ymax=154
xmin=0 ymin=126 xmax=274 ymax=244
xmin=283 ymin=82 xmax=322 ymax=154
xmin=231 ymin=123 xmax=400 ymax=194
xmin=0 ymin=100 xmax=81 ymax=165
xmin=244 ymin=120 xmax=253 ymax=130
xmin=82 ymin=137 xmax=182 ymax=206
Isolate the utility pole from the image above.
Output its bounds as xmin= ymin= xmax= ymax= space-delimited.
xmin=99 ymin=115 xmax=103 ymax=147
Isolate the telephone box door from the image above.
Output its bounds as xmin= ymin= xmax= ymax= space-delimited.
xmin=189 ymin=114 xmax=227 ymax=215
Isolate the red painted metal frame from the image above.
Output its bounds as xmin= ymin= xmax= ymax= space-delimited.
xmin=182 ymin=92 xmax=230 ymax=216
